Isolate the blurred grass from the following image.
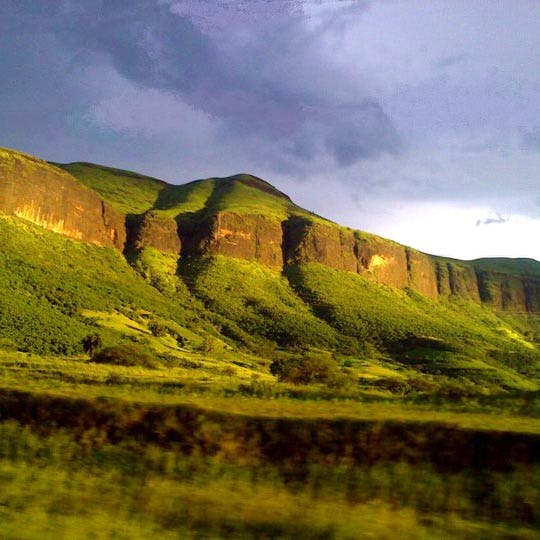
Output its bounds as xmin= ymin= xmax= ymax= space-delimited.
xmin=0 ymin=420 xmax=539 ymax=539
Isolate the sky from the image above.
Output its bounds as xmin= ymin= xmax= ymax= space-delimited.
xmin=1 ymin=0 xmax=539 ymax=261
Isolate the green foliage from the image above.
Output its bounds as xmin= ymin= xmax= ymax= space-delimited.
xmin=0 ymin=216 xmax=204 ymax=354
xmin=130 ymin=247 xmax=183 ymax=295
xmin=284 ymin=262 xmax=540 ymax=388
xmin=270 ymin=351 xmax=340 ymax=384
xmin=57 ymin=162 xmax=166 ymax=214
xmin=91 ymin=344 xmax=159 ymax=368
xmin=148 ymin=320 xmax=168 ymax=337
xmin=82 ymin=333 xmax=103 ymax=356
xmin=180 ymin=256 xmax=339 ymax=349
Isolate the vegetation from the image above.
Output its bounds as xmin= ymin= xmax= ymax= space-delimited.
xmin=180 ymin=255 xmax=340 ymax=349
xmin=56 ymin=162 xmax=166 ymax=214
xmin=91 ymin=344 xmax=159 ymax=368
xmin=270 ymin=351 xmax=343 ymax=385
xmin=1 ymin=150 xmax=540 ymax=537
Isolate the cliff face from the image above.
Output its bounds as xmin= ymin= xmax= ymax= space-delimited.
xmin=406 ymin=250 xmax=439 ymax=300
xmin=282 ymin=219 xmax=439 ymax=298
xmin=435 ymin=260 xmax=481 ymax=302
xmin=181 ymin=212 xmax=283 ymax=268
xmin=475 ymin=269 xmax=540 ymax=312
xmin=127 ymin=211 xmax=181 ymax=254
xmin=2 ymin=147 xmax=538 ymax=313
xmin=282 ymin=218 xmax=357 ymax=272
xmin=356 ymin=233 xmax=409 ymax=289
xmin=0 ymin=149 xmax=125 ymax=249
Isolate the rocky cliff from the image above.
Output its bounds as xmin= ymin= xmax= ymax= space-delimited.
xmin=2 ymin=147 xmax=538 ymax=314
xmin=180 ymin=212 xmax=283 ymax=268
xmin=126 ymin=211 xmax=181 ymax=255
xmin=474 ymin=267 xmax=540 ymax=313
xmin=0 ymin=148 xmax=125 ymax=249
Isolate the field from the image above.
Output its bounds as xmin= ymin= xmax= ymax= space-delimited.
xmin=1 ymin=343 xmax=540 ymax=539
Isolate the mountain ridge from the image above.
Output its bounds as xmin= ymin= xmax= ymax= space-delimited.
xmin=2 ymin=146 xmax=539 ymax=315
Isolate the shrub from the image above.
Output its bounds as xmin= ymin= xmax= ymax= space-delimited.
xmin=270 ymin=352 xmax=339 ymax=384
xmin=91 ymin=344 xmax=159 ymax=369
xmin=148 ymin=321 xmax=168 ymax=337
xmin=82 ymin=333 xmax=103 ymax=356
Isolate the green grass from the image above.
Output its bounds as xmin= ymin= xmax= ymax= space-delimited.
xmin=0 ymin=215 xmax=208 ymax=354
xmin=4 ymin=446 xmax=538 ymax=539
xmin=472 ymin=257 xmax=540 ymax=277
xmin=57 ymin=161 xmax=332 ymax=227
xmin=56 ymin=162 xmax=167 ymax=214
xmin=285 ymin=262 xmax=540 ymax=388
xmin=180 ymin=255 xmax=341 ymax=349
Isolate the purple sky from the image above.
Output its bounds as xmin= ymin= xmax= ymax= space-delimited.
xmin=1 ymin=0 xmax=539 ymax=260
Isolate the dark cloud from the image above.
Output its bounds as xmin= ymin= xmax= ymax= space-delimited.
xmin=476 ymin=214 xmax=509 ymax=227
xmin=323 ymin=101 xmax=402 ymax=165
xmin=42 ymin=0 xmax=398 ymax=167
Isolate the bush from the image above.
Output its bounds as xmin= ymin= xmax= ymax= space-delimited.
xmin=82 ymin=334 xmax=103 ymax=356
xmin=270 ymin=352 xmax=339 ymax=384
xmin=148 ymin=321 xmax=168 ymax=337
xmin=91 ymin=344 xmax=159 ymax=369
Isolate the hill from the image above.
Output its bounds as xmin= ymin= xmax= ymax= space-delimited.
xmin=2 ymin=145 xmax=540 ymax=391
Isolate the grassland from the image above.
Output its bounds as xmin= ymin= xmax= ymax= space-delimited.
xmin=58 ymin=162 xmax=331 ymax=224
xmin=1 ymin=343 xmax=540 ymax=539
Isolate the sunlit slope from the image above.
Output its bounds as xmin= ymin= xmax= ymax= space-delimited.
xmin=284 ymin=262 xmax=540 ymax=388
xmin=59 ymin=162 xmax=327 ymax=222
xmin=0 ymin=215 xmax=206 ymax=354
xmin=56 ymin=162 xmax=168 ymax=215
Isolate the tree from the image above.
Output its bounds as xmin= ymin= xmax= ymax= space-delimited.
xmin=270 ymin=352 xmax=338 ymax=384
xmin=82 ymin=333 xmax=103 ymax=356
xmin=148 ymin=321 xmax=168 ymax=337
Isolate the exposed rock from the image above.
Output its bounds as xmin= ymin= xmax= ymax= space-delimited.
xmin=475 ymin=269 xmax=540 ymax=312
xmin=181 ymin=212 xmax=283 ymax=268
xmin=435 ymin=260 xmax=481 ymax=302
xmin=406 ymin=249 xmax=439 ymax=299
xmin=0 ymin=149 xmax=125 ymax=249
xmin=126 ymin=211 xmax=181 ymax=254
xmin=356 ymin=233 xmax=409 ymax=289
xmin=524 ymin=278 xmax=540 ymax=313
xmin=282 ymin=218 xmax=357 ymax=272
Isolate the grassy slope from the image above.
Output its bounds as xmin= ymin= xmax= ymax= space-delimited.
xmin=179 ymin=255 xmax=340 ymax=349
xmin=0 ymin=215 xmax=211 ymax=354
xmin=57 ymin=162 xmax=330 ymax=223
xmin=472 ymin=257 xmax=540 ymax=277
xmin=56 ymin=162 xmax=167 ymax=214
xmin=286 ymin=262 xmax=540 ymax=389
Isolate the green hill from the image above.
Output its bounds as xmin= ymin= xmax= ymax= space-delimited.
xmin=0 ymin=145 xmax=539 ymax=393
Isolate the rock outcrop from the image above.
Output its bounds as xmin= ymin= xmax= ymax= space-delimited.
xmin=282 ymin=218 xmax=357 ymax=272
xmin=406 ymin=249 xmax=439 ymax=300
xmin=0 ymin=149 xmax=125 ymax=249
xmin=356 ymin=233 xmax=409 ymax=289
xmin=435 ymin=260 xmax=481 ymax=302
xmin=475 ymin=269 xmax=540 ymax=312
xmin=126 ymin=211 xmax=181 ymax=254
xmin=181 ymin=212 xmax=283 ymax=268
xmin=2 ymin=147 xmax=539 ymax=313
